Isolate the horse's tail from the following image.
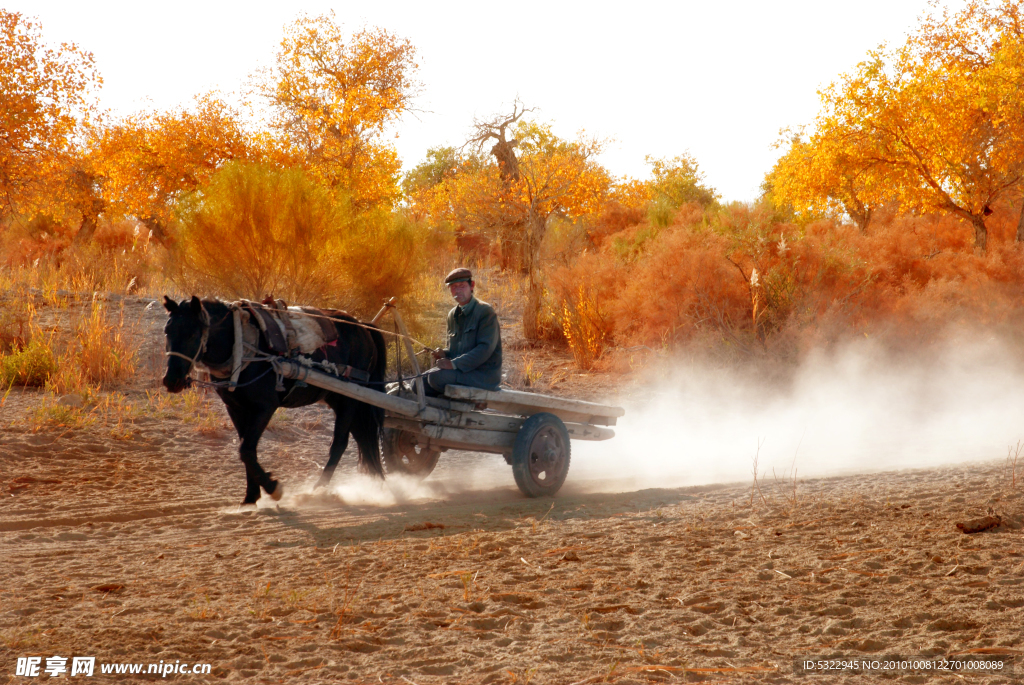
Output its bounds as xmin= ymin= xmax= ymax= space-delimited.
xmin=363 ymin=324 xmax=388 ymax=478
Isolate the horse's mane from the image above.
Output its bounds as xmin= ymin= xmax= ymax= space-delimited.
xmin=200 ymin=299 xmax=233 ymax=323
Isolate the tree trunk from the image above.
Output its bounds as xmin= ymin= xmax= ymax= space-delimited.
xmin=492 ymin=137 xmax=524 ymax=272
xmin=521 ymin=212 xmax=546 ymax=341
xmin=140 ymin=216 xmax=169 ymax=245
xmin=70 ymin=169 xmax=105 ymax=245
xmin=72 ymin=193 xmax=104 ymax=245
xmin=1016 ymin=200 xmax=1024 ymax=243
xmin=73 ymin=208 xmax=99 ymax=245
xmin=842 ymin=199 xmax=871 ymax=233
xmin=969 ymin=213 xmax=988 ymax=252
xmin=491 ymin=140 xmax=520 ymax=183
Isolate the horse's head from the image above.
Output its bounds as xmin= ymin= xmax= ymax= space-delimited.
xmin=162 ymin=295 xmax=209 ymax=393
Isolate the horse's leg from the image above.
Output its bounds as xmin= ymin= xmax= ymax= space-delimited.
xmin=351 ymin=402 xmax=385 ymax=478
xmin=316 ymin=396 xmax=354 ymax=489
xmin=221 ymin=398 xmax=261 ymax=504
xmin=223 ymin=400 xmax=280 ymax=504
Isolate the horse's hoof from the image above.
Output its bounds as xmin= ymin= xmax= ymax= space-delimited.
xmin=239 ymin=499 xmax=258 ymax=508
xmin=268 ymin=482 xmax=284 ymax=501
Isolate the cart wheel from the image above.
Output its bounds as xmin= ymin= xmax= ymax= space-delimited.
xmin=382 ymin=428 xmax=441 ymax=478
xmin=512 ymin=413 xmax=571 ymax=497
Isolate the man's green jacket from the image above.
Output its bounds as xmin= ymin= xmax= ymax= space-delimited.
xmin=443 ymin=297 xmax=502 ymax=386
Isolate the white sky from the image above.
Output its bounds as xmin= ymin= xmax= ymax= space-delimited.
xmin=11 ymin=0 xmax=951 ymax=201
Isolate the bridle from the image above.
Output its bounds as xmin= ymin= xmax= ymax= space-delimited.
xmin=165 ymin=304 xmax=211 ymax=375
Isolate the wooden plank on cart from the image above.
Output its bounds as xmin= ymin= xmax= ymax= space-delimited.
xmin=443 ymin=385 xmax=625 ymax=426
xmin=386 ymin=414 xmax=614 ymax=444
xmin=564 ymin=423 xmax=615 ymax=441
xmin=385 ymin=417 xmax=517 ymax=453
xmin=275 ymin=359 xmax=423 ymax=417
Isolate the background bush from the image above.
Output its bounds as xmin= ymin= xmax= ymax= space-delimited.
xmin=172 ymin=161 xmax=428 ymax=315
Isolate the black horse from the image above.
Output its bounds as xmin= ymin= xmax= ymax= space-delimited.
xmin=162 ymin=296 xmax=386 ymax=504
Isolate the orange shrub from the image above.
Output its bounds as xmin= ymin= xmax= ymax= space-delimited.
xmin=560 ymin=284 xmax=605 ymax=369
xmin=548 ymin=197 xmax=1024 ymax=364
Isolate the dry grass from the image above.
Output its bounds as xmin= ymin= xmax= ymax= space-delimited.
xmin=11 ymin=381 xmax=224 ymax=438
xmin=62 ymin=299 xmax=138 ymax=390
xmin=144 ymin=387 xmax=225 ymax=434
xmin=28 ymin=395 xmax=96 ymax=431
xmin=0 ymin=290 xmax=35 ymax=352
xmin=749 ymin=438 xmax=769 ymax=509
xmin=0 ymin=230 xmax=167 ymax=300
xmin=561 ymin=285 xmax=605 ymax=370
xmin=1006 ymin=441 xmax=1021 ymax=490
xmin=28 ymin=299 xmax=141 ymax=396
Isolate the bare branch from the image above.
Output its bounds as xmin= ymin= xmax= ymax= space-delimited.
xmin=465 ymin=97 xmax=535 ymax=151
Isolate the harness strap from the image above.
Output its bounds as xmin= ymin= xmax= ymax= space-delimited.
xmin=339 ymin=365 xmax=371 ymax=383
xmin=229 ymin=308 xmax=244 ymax=390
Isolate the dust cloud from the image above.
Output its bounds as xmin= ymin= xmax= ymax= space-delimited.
xmin=289 ymin=335 xmax=1024 ymax=507
xmin=569 ymin=334 xmax=1024 ymax=494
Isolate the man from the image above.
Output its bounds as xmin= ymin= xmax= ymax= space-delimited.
xmin=427 ymin=267 xmax=503 ymax=396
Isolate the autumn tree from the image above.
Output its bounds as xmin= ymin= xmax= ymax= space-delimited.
xmin=0 ymin=10 xmax=99 ymax=220
xmin=647 ymin=154 xmax=719 ymax=210
xmin=258 ymin=12 xmax=419 ymax=211
xmin=912 ymin=0 xmax=1024 ymax=242
xmin=767 ymin=128 xmax=886 ymax=231
xmin=514 ymin=122 xmax=610 ymax=339
xmin=174 ymin=161 xmax=347 ymax=302
xmin=402 ymin=146 xmax=462 ymax=199
xmin=465 ymin=101 xmax=532 ymax=271
xmin=435 ymin=111 xmax=609 ymax=339
xmin=95 ymin=95 xmax=254 ymax=243
xmin=772 ymin=0 xmax=1024 ymax=250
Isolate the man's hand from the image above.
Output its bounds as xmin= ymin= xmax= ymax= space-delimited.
xmin=431 ymin=348 xmax=445 ymax=362
xmin=435 ymin=358 xmax=454 ymax=370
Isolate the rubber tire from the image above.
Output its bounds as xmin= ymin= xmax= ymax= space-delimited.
xmin=511 ymin=412 xmax=571 ymax=497
xmin=381 ymin=427 xmax=441 ymax=478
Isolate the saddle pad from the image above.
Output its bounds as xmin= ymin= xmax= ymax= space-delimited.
xmin=236 ymin=301 xmax=343 ymax=356
xmin=285 ymin=307 xmax=332 ymax=354
xmin=295 ymin=307 xmax=339 ymax=345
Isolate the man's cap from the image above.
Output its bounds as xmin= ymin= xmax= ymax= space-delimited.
xmin=444 ymin=267 xmax=473 ymax=285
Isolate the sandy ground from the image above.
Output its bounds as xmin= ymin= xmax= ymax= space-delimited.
xmin=2 ymin=298 xmax=1024 ymax=684
xmin=3 ymin=397 xmax=1024 ymax=684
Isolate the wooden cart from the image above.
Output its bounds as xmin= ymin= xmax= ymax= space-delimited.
xmin=271 ymin=301 xmax=623 ymax=496
xmin=272 ymin=356 xmax=623 ymax=498
xmin=379 ymin=382 xmax=623 ymax=497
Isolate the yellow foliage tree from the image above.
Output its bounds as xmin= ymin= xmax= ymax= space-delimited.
xmin=174 ymin=161 xmax=351 ymax=303
xmin=767 ymin=128 xmax=885 ymax=231
xmin=646 ymin=154 xmax=719 ymax=209
xmin=0 ymin=10 xmax=99 ymax=220
xmin=95 ymin=95 xmax=255 ymax=242
xmin=608 ymin=177 xmax=653 ymax=213
xmin=258 ymin=12 xmax=419 ymax=211
xmin=772 ymin=0 xmax=1024 ymax=250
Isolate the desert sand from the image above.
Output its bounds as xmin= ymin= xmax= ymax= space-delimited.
xmin=2 ymin=299 xmax=1024 ymax=684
